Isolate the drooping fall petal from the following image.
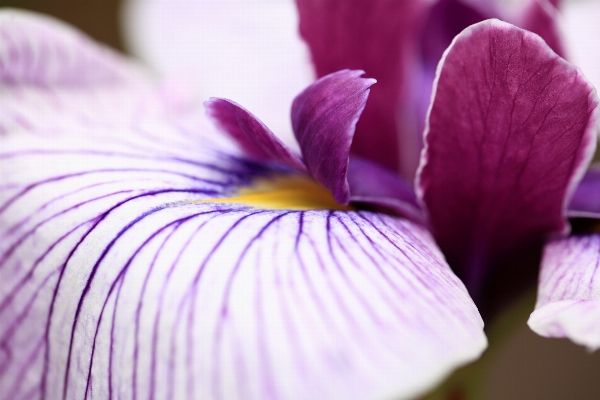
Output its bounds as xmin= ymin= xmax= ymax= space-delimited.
xmin=0 ymin=10 xmax=487 ymax=400
xmin=295 ymin=0 xmax=426 ymax=174
xmin=528 ymin=235 xmax=600 ymax=350
xmin=417 ymin=19 xmax=598 ymax=300
xmin=292 ymin=70 xmax=375 ymax=204
xmin=205 ymin=98 xmax=307 ymax=172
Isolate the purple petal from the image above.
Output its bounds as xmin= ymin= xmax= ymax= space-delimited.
xmin=420 ymin=0 xmax=493 ymax=70
xmin=568 ymin=165 xmax=600 ymax=218
xmin=529 ymin=235 xmax=600 ymax=350
xmin=563 ymin=0 xmax=600 ymax=94
xmin=291 ymin=70 xmax=375 ymax=204
xmin=519 ymin=0 xmax=567 ymax=58
xmin=1 ymin=13 xmax=487 ymax=400
xmin=417 ymin=19 xmax=598 ymax=297
xmin=206 ymin=98 xmax=307 ymax=172
xmin=295 ymin=0 xmax=426 ymax=173
xmin=347 ymin=157 xmax=424 ymax=224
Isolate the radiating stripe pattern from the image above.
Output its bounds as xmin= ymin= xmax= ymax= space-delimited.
xmin=0 ymin=10 xmax=486 ymax=400
xmin=0 ymin=91 xmax=486 ymax=400
xmin=529 ymin=235 xmax=600 ymax=350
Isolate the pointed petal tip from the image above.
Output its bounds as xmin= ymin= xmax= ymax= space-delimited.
xmin=292 ymin=69 xmax=376 ymax=205
xmin=205 ymin=97 xmax=307 ymax=172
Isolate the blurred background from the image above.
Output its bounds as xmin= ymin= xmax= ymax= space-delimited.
xmin=1 ymin=0 xmax=599 ymax=399
xmin=0 ymin=0 xmax=125 ymax=51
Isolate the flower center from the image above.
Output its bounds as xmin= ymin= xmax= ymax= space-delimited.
xmin=205 ymin=173 xmax=354 ymax=211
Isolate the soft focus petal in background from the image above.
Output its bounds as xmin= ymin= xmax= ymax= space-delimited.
xmin=122 ymin=0 xmax=313 ymax=147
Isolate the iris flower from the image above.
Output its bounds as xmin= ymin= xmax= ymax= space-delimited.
xmin=0 ymin=2 xmax=598 ymax=400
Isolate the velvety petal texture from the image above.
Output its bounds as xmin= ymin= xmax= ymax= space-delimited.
xmin=417 ymin=19 xmax=598 ymax=298
xmin=292 ymin=70 xmax=375 ymax=204
xmin=205 ymin=98 xmax=307 ymax=172
xmin=207 ymin=70 xmax=376 ymax=206
xmin=295 ymin=0 xmax=426 ymax=174
xmin=0 ymin=11 xmax=487 ymax=400
xmin=529 ymin=235 xmax=600 ymax=350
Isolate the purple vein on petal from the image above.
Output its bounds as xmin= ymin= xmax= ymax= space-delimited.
xmin=71 ymin=204 xmax=244 ymax=399
xmin=103 ymin=211 xmax=222 ymax=400
xmin=61 ymin=205 xmax=187 ymax=400
xmin=37 ymin=191 xmax=229 ymax=400
xmin=529 ymin=235 xmax=600 ymax=350
xmin=144 ymin=209 xmax=234 ymax=400
xmin=146 ymin=213 xmax=224 ymax=400
xmin=188 ymin=210 xmax=265 ymax=400
xmin=160 ymin=209 xmax=264 ymax=400
xmin=205 ymin=98 xmax=307 ymax=172
xmin=417 ymin=19 xmax=598 ymax=299
xmin=292 ymin=70 xmax=375 ymax=204
xmin=211 ymin=212 xmax=288 ymax=400
xmin=85 ymin=217 xmax=183 ymax=399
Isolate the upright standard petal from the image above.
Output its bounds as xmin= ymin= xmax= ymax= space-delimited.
xmin=296 ymin=0 xmax=426 ymax=173
xmin=292 ymin=70 xmax=375 ymax=204
xmin=205 ymin=98 xmax=307 ymax=172
xmin=529 ymin=235 xmax=600 ymax=350
xmin=0 ymin=11 xmax=487 ymax=400
xmin=417 ymin=19 xmax=598 ymax=300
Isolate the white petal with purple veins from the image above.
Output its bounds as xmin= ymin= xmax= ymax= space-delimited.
xmin=529 ymin=235 xmax=600 ymax=350
xmin=1 ymin=10 xmax=487 ymax=400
